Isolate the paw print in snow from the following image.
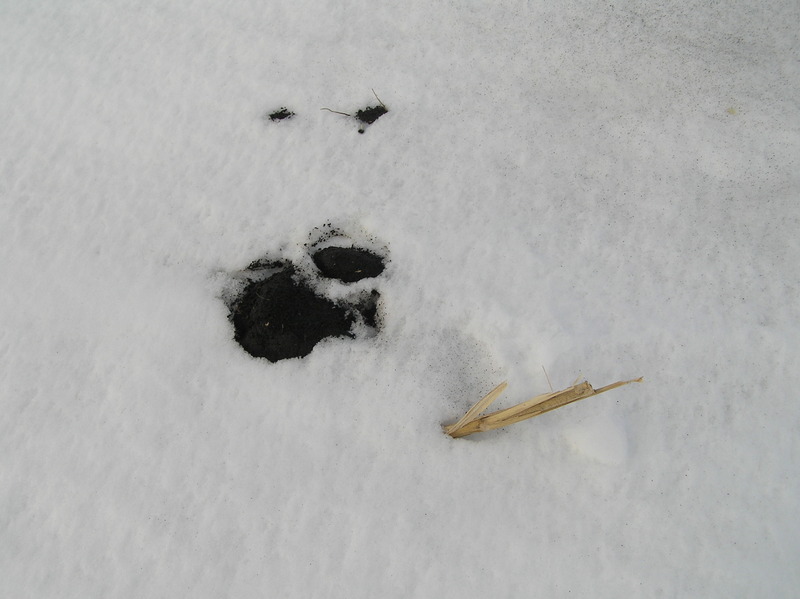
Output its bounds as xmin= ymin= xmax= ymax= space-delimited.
xmin=228 ymin=225 xmax=387 ymax=362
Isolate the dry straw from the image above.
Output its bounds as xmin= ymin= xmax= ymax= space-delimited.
xmin=444 ymin=377 xmax=643 ymax=438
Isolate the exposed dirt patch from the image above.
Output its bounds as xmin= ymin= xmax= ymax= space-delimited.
xmin=231 ymin=266 xmax=354 ymax=362
xmin=227 ymin=227 xmax=388 ymax=362
xmin=355 ymin=105 xmax=388 ymax=125
xmin=321 ymin=91 xmax=389 ymax=134
xmin=267 ymin=107 xmax=295 ymax=121
xmin=312 ymin=246 xmax=386 ymax=282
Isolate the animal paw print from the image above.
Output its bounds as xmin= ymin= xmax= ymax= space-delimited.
xmin=228 ymin=225 xmax=388 ymax=362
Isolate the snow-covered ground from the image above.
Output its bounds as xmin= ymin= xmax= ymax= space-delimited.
xmin=2 ymin=1 xmax=799 ymax=597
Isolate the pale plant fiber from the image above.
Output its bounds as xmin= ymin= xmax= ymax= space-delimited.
xmin=444 ymin=378 xmax=643 ymax=438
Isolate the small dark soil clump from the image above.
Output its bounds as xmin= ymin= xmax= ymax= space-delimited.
xmin=320 ymin=91 xmax=388 ymax=134
xmin=232 ymin=267 xmax=354 ymax=361
xmin=267 ymin=107 xmax=295 ymax=121
xmin=312 ymin=247 xmax=386 ymax=282
xmin=355 ymin=105 xmax=388 ymax=125
xmin=356 ymin=105 xmax=388 ymax=134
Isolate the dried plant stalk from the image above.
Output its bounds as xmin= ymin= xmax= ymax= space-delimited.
xmin=445 ymin=377 xmax=642 ymax=438
xmin=443 ymin=381 xmax=508 ymax=436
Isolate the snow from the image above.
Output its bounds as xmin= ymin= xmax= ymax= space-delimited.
xmin=2 ymin=1 xmax=799 ymax=596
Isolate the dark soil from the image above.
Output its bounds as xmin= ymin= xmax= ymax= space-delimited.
xmin=267 ymin=107 xmax=295 ymax=121
xmin=247 ymin=257 xmax=284 ymax=271
xmin=229 ymin=228 xmax=388 ymax=362
xmin=355 ymin=105 xmax=388 ymax=125
xmin=312 ymin=247 xmax=386 ymax=282
xmin=231 ymin=267 xmax=354 ymax=361
xmin=356 ymin=290 xmax=381 ymax=329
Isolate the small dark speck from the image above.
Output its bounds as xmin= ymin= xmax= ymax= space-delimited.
xmin=268 ymin=107 xmax=295 ymax=122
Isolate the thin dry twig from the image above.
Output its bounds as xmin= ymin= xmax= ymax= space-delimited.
xmin=444 ymin=377 xmax=643 ymax=438
xmin=542 ymin=365 xmax=553 ymax=392
xmin=371 ymin=88 xmax=386 ymax=108
xmin=320 ymin=107 xmax=352 ymax=117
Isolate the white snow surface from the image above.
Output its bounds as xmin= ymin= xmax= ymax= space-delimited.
xmin=2 ymin=1 xmax=799 ymax=597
